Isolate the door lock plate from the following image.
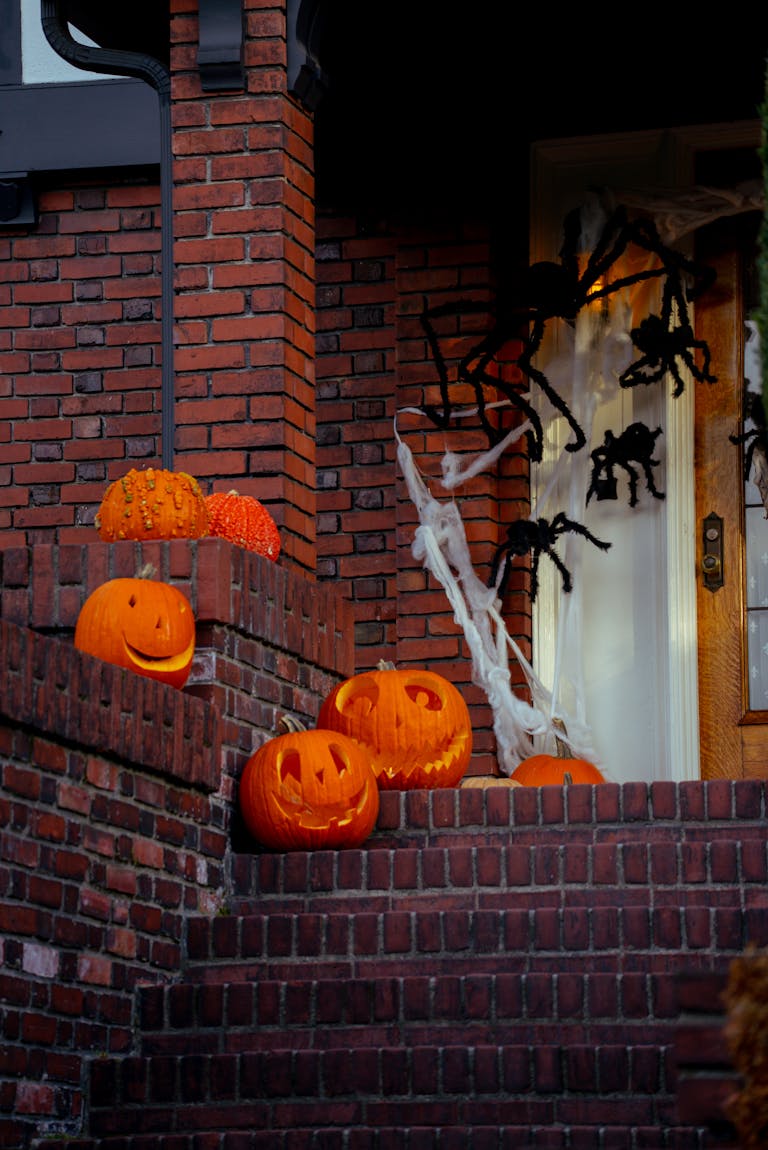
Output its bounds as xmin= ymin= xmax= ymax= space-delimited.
xmin=702 ymin=512 xmax=724 ymax=591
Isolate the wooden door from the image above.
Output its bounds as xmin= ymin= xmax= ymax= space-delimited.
xmin=695 ymin=214 xmax=768 ymax=779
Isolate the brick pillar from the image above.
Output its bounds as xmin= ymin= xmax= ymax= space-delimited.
xmin=170 ymin=0 xmax=316 ymax=575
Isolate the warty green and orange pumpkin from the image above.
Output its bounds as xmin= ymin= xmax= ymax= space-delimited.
xmin=95 ymin=467 xmax=209 ymax=542
xmin=238 ymin=716 xmax=379 ymax=850
xmin=317 ymin=661 xmax=472 ymax=790
xmin=74 ymin=567 xmax=196 ymax=689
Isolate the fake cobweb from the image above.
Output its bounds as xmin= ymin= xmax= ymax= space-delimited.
xmin=395 ymin=285 xmax=631 ymax=774
xmin=395 ymin=185 xmax=763 ymax=776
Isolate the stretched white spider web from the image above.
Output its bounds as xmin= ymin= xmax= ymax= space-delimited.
xmin=395 ymin=403 xmax=603 ymax=773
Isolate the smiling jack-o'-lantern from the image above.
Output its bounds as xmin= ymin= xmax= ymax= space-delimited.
xmin=317 ymin=661 xmax=472 ymax=790
xmin=239 ymin=716 xmax=380 ymax=850
xmin=74 ymin=569 xmax=196 ymax=689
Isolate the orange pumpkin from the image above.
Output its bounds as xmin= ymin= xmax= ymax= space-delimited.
xmin=511 ymin=722 xmax=605 ymax=786
xmin=206 ymin=490 xmax=280 ymax=561
xmin=239 ymin=717 xmax=379 ymax=850
xmin=317 ymin=661 xmax=472 ymax=791
xmin=74 ymin=569 xmax=196 ymax=689
xmin=95 ymin=467 xmax=209 ymax=542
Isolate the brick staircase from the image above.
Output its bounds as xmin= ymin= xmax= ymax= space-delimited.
xmin=36 ymin=780 xmax=768 ymax=1149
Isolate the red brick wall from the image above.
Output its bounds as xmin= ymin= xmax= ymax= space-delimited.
xmin=0 ymin=181 xmax=163 ymax=548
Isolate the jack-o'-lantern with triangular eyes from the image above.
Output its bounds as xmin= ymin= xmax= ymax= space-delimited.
xmin=317 ymin=661 xmax=472 ymax=790
xmin=74 ymin=567 xmax=196 ymax=689
xmin=238 ymin=717 xmax=380 ymax=850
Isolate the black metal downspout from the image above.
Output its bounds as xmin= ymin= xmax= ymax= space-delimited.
xmin=40 ymin=1 xmax=175 ymax=470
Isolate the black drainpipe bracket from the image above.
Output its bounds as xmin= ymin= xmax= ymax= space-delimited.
xmin=0 ymin=173 xmax=37 ymax=228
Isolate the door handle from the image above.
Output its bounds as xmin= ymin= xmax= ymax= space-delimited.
xmin=702 ymin=512 xmax=724 ymax=591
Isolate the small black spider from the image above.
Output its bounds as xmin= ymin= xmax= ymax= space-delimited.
xmin=730 ymin=390 xmax=768 ymax=481
xmin=586 ymin=422 xmax=665 ymax=507
xmin=489 ymin=512 xmax=611 ymax=602
xmin=619 ymin=314 xmax=717 ymax=397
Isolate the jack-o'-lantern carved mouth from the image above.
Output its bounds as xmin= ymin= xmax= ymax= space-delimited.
xmin=271 ymin=747 xmax=374 ymax=829
xmin=360 ymin=732 xmax=470 ymax=782
xmin=122 ymin=635 xmax=196 ymax=673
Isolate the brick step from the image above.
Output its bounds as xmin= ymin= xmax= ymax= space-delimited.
xmin=229 ymin=828 xmax=768 ymax=915
xmin=76 ymin=1042 xmax=695 ymax=1143
xmin=33 ymin=1124 xmax=711 ymax=1150
xmin=136 ymin=971 xmax=704 ymax=1054
xmin=136 ymin=972 xmax=693 ymax=1051
xmin=181 ymin=903 xmax=755 ymax=985
xmin=351 ymin=780 xmax=766 ymax=855
xmin=136 ymin=1018 xmax=683 ymax=1062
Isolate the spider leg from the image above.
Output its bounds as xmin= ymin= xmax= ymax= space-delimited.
xmin=419 ymin=299 xmax=499 ymax=431
xmin=470 ymin=364 xmax=544 ymax=461
xmin=551 ymin=513 xmax=612 ymax=553
xmin=641 ymin=458 xmax=665 ymax=500
xmin=586 ymin=454 xmax=617 ymax=503
xmin=618 ymin=460 xmax=640 ymax=507
xmin=543 ymin=547 xmax=574 ymax=595
xmin=619 ymin=354 xmax=665 ymax=390
xmin=518 ymin=334 xmax=587 ymax=453
xmin=529 ymin=548 xmax=543 ymax=602
xmin=683 ymin=340 xmax=717 ymax=385
xmin=668 ymin=363 xmax=687 ymax=398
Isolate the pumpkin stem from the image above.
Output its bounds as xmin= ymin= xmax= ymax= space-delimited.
xmin=277 ymin=714 xmax=308 ymax=735
xmin=136 ymin=562 xmax=157 ymax=580
xmin=377 ymin=659 xmax=397 ymax=671
xmin=552 ymin=717 xmax=573 ymax=760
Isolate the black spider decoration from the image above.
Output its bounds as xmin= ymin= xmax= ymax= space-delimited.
xmin=619 ymin=311 xmax=717 ymax=397
xmin=586 ymin=422 xmax=665 ymax=507
xmin=729 ymin=389 xmax=768 ymax=481
xmin=417 ymin=200 xmax=716 ymax=461
xmin=489 ymin=512 xmax=612 ymax=602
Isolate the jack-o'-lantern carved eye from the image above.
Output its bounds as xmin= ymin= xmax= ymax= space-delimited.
xmin=74 ymin=570 xmax=196 ymax=690
xmin=239 ymin=718 xmax=379 ymax=851
xmin=318 ymin=661 xmax=473 ymax=791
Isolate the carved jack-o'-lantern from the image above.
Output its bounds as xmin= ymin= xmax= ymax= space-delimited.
xmin=317 ymin=662 xmax=472 ymax=790
xmin=74 ymin=569 xmax=196 ymax=689
xmin=238 ymin=717 xmax=380 ymax=850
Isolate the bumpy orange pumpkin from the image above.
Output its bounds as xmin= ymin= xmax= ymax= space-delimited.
xmin=239 ymin=717 xmax=379 ymax=850
xmin=317 ymin=661 xmax=472 ymax=791
xmin=95 ymin=468 xmax=209 ymax=542
xmin=74 ymin=570 xmax=196 ymax=689
xmin=206 ymin=490 xmax=280 ymax=561
xmin=511 ymin=722 xmax=605 ymax=786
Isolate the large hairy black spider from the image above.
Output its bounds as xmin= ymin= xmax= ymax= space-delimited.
xmin=586 ymin=422 xmax=665 ymax=507
xmin=417 ymin=201 xmax=716 ymax=462
xmin=489 ymin=512 xmax=612 ymax=602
